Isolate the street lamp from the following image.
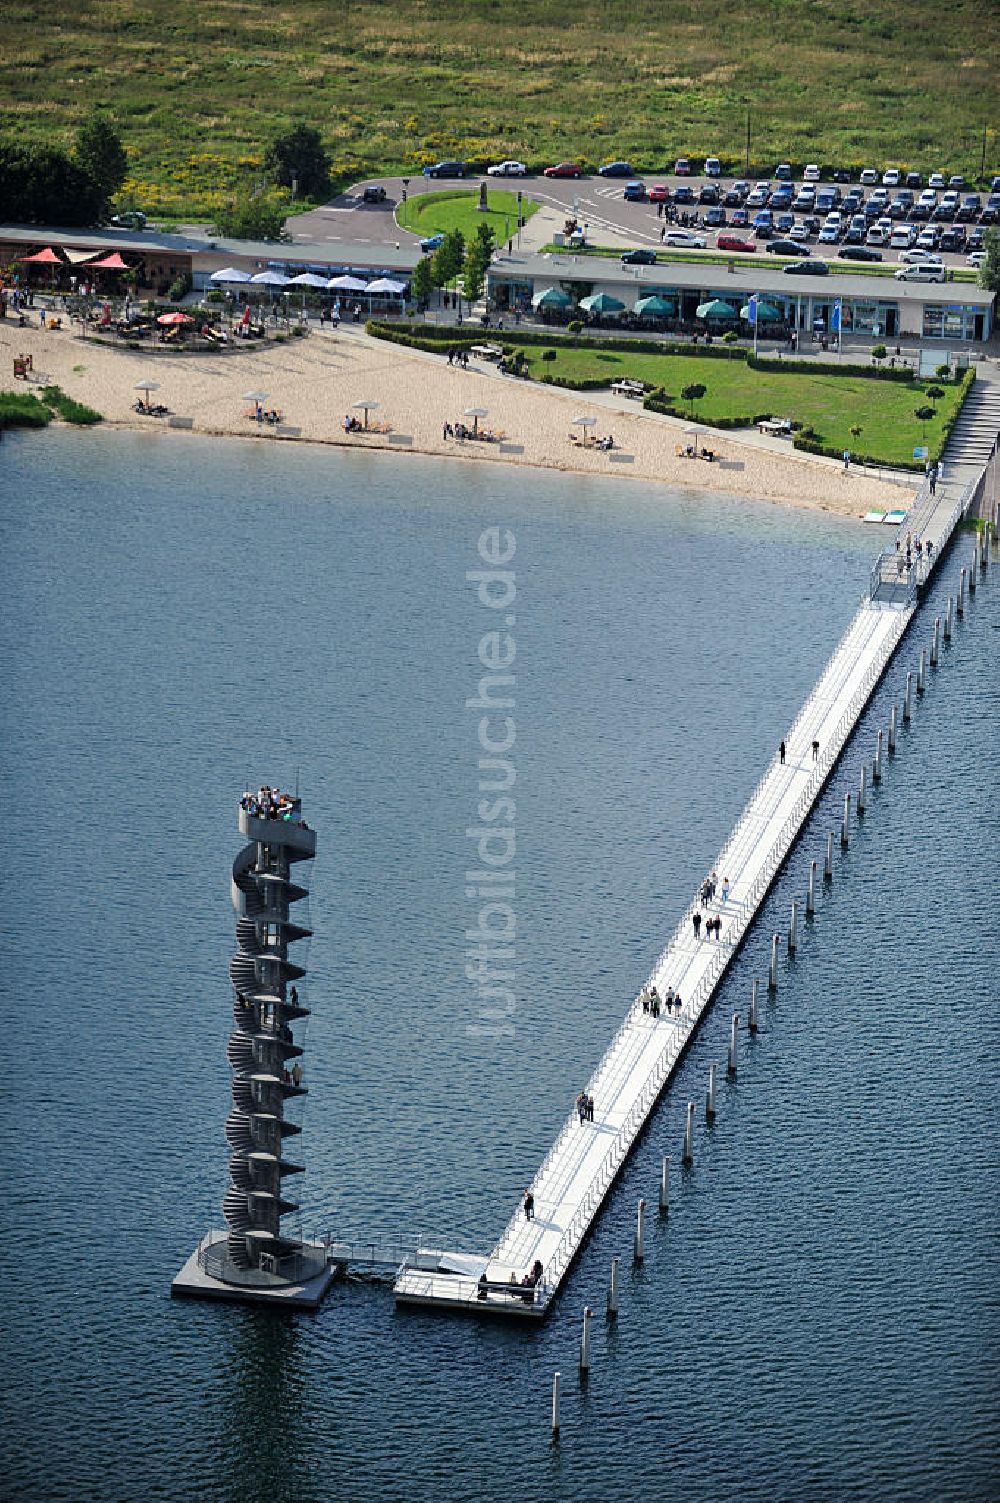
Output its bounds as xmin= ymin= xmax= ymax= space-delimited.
xmin=401 ymin=177 xmax=410 ymax=204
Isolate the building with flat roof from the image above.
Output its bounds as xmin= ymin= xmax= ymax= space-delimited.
xmin=486 ymin=251 xmax=995 ymax=342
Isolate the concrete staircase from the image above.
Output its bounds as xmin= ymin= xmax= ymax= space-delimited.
xmin=943 ymin=375 xmax=1000 ymax=477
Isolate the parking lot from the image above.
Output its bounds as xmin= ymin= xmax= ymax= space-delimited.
xmin=288 ymin=163 xmax=997 ymax=276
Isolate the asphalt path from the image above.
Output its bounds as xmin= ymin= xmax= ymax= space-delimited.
xmin=286 ymin=172 xmax=983 ymax=273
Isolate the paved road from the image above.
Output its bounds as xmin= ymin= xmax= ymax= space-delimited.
xmin=286 ymin=171 xmax=985 ymax=274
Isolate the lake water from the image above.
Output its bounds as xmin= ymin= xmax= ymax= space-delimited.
xmin=1 ymin=428 xmax=996 ymax=1502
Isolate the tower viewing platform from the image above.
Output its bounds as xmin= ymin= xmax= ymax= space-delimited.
xmin=173 ymin=789 xmax=337 ymax=1310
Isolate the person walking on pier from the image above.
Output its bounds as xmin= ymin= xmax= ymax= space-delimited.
xmin=577 ymin=1091 xmax=588 ymax=1125
xmin=721 ymin=877 xmax=730 ymax=906
xmin=779 ymin=740 xmax=786 ymax=764
xmin=812 ymin=739 xmax=820 ymax=761
xmin=523 ymin=1189 xmax=534 ymax=1221
xmin=640 ymin=986 xmax=650 ymax=1014
xmin=587 ymin=1094 xmax=595 ymax=1121
xmin=692 ymin=910 xmax=702 ymax=939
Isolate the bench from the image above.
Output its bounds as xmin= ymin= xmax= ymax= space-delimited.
xmin=611 ymin=379 xmax=645 ymax=398
xmin=758 ymin=418 xmax=793 ymax=436
xmin=469 ymin=344 xmax=504 ymax=361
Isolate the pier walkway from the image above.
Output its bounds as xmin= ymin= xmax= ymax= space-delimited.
xmin=395 ymin=450 xmax=990 ymax=1318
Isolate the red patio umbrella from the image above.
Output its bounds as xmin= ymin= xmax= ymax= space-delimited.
xmin=23 ymin=247 xmax=62 ymax=264
xmin=88 ymin=252 xmax=130 ymax=270
xmin=156 ymin=311 xmax=194 ymax=325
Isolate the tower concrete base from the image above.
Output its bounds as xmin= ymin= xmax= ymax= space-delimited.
xmin=172 ymin=1232 xmax=342 ymax=1311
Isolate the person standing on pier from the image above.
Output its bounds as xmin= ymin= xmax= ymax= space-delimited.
xmin=692 ymin=910 xmax=702 ymax=939
xmin=587 ymin=1094 xmax=595 ymax=1121
xmin=721 ymin=877 xmax=730 ymax=906
xmin=812 ymin=739 xmax=820 ymax=761
xmin=577 ymin=1092 xmax=588 ymax=1125
xmin=523 ymin=1189 xmax=534 ymax=1221
xmin=780 ymin=740 xmax=786 ymax=764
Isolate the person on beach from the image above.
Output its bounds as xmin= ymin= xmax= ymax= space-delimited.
xmin=523 ymin=1189 xmax=534 ymax=1221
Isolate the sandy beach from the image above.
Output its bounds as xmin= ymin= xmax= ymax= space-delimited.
xmin=1 ymin=317 xmax=912 ymax=516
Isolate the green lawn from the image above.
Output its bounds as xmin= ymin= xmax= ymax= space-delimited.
xmin=0 ymin=1 xmax=996 ymax=219
xmin=519 ymin=346 xmax=961 ymax=465
xmin=397 ymin=189 xmax=537 ymax=246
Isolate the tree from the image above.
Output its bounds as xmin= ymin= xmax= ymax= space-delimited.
xmin=849 ymin=424 xmax=863 ymax=443
xmin=74 ymin=113 xmax=128 ymax=215
xmin=871 ymin=343 xmax=887 ymax=365
xmin=431 ymin=229 xmax=465 ymax=287
xmin=681 ymin=382 xmax=706 ymax=417
xmin=914 ymin=404 xmax=935 ymax=439
xmin=0 ymin=140 xmax=103 ymax=225
xmin=410 ymin=256 xmax=434 ymax=304
xmin=925 ymin=385 xmax=944 ymax=411
xmin=265 ymin=125 xmax=330 ymax=199
xmin=978 ymin=228 xmax=1000 ymax=293
xmin=462 ymin=219 xmax=496 ymax=303
xmin=215 ymin=187 xmax=290 ymax=240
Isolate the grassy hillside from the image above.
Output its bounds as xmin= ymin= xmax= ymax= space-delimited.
xmin=2 ymin=0 xmax=997 ymax=219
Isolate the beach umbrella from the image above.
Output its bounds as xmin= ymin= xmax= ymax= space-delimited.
xmin=572 ymin=414 xmax=598 ymax=443
xmin=353 ymin=399 xmax=379 ymax=429
xmin=740 ymin=299 xmax=781 ymax=321
xmin=532 ymin=286 xmax=573 ymax=309
xmin=579 ymin=292 xmax=626 ymax=314
xmin=157 ymin=311 xmax=194 ymax=325
xmin=211 ymin=267 xmax=252 ymax=284
xmin=23 ymin=247 xmax=62 ymax=264
xmin=463 ymin=406 xmax=488 ymax=434
xmin=134 ymin=379 xmax=160 ymax=406
xmin=365 ymin=277 xmax=406 ymax=295
xmin=328 ymin=274 xmax=368 ymax=291
xmin=634 ymin=294 xmax=676 ymax=317
xmin=696 ymin=298 xmax=737 ymax=320
xmin=88 ymin=252 xmax=130 ymax=270
xmin=250 ymin=270 xmax=290 ymax=287
xmin=286 ymin=273 xmax=330 ymax=287
xmin=243 ymin=390 xmax=269 ymax=405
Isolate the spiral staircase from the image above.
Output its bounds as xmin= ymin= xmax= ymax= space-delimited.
xmin=219 ymin=798 xmax=317 ymax=1280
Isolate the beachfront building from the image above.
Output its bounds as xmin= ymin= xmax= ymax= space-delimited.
xmin=486 ymin=252 xmax=996 ymax=343
xmin=172 ymin=792 xmax=337 ymax=1309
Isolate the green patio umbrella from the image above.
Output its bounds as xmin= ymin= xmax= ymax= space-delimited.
xmin=579 ymin=292 xmax=626 ymax=314
xmin=740 ymin=300 xmax=781 ymax=321
xmin=634 ymin=295 xmax=676 ymax=317
xmin=696 ymin=298 xmax=738 ymax=320
xmin=532 ymin=286 xmax=573 ymax=309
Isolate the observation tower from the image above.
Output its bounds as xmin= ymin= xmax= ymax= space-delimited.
xmin=173 ymin=788 xmax=337 ymax=1309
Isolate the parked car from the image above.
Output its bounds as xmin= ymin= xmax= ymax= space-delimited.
xmin=362 ymin=185 xmax=387 ymax=203
xmin=775 ymin=212 xmax=795 ymax=233
xmin=423 ymin=160 xmax=466 ymax=177
xmin=747 ymin=183 xmax=771 ymax=207
xmin=487 ymin=160 xmax=527 ymax=177
xmin=967 ymin=228 xmax=984 ymax=250
xmin=770 ymin=187 xmax=793 ymax=210
xmin=838 ymin=245 xmax=883 ymax=261
xmin=599 ymin=160 xmax=633 ymax=177
xmin=916 ymin=228 xmax=939 ymax=251
xmin=904 ymin=171 xmax=923 ymax=189
xmin=716 ymin=233 xmax=756 ymax=251
xmin=928 ymin=172 xmax=946 ymax=188
xmin=623 ymin=181 xmax=646 ymax=201
xmin=699 ymin=183 xmax=720 ymax=204
xmin=661 ymin=229 xmax=706 ymax=247
xmin=648 ymin=184 xmax=669 ymax=202
xmin=803 ymin=163 xmax=821 ymax=182
xmin=674 ymin=157 xmax=691 ymax=175
xmin=818 ymin=224 xmax=840 ymax=244
xmin=967 ymin=251 xmax=986 ymax=267
xmin=899 ymin=247 xmax=942 ymax=264
xmin=731 ymin=180 xmax=750 ymax=200
xmin=704 ymin=156 xmax=722 ymax=176
xmin=938 ymin=226 xmax=966 ymax=252
xmin=789 ymin=224 xmax=809 ymax=241
xmin=774 ymin=163 xmax=793 ymax=181
xmin=882 ymin=167 xmax=901 ymax=186
xmin=889 ymin=225 xmax=916 ymax=249
xmin=704 ymin=206 xmax=726 ymax=226
xmin=110 ymin=210 xmax=146 ymax=228
xmin=783 ymin=259 xmax=826 ymax=275
xmin=767 ymin=237 xmax=806 ymax=255
xmin=832 ymin=167 xmax=853 ymax=183
xmin=621 ymin=247 xmax=658 ymax=264
xmin=792 ymin=189 xmax=815 ymax=211
xmin=731 ymin=207 xmax=750 ymax=226
xmin=544 ymin=161 xmax=582 ymax=178
xmin=956 ymin=195 xmax=981 ymax=221
xmin=673 ymin=184 xmax=695 ymax=204
xmin=860 ymin=167 xmax=879 ymax=185
xmin=948 ymin=174 xmax=966 ymax=189
xmin=894 ymin=263 xmax=946 ymax=282
xmin=419 ymin=233 xmax=445 ymax=251
xmin=866 ymin=225 xmax=887 ymax=245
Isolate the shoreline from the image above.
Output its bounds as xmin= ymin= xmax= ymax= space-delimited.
xmin=1 ymin=319 xmax=914 ymax=518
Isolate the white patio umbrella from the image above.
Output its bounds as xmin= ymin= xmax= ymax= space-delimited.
xmin=365 ymin=277 xmax=406 ymax=295
xmin=211 ymin=267 xmax=252 ymax=283
xmin=243 ymin=390 xmax=269 ymax=404
xmin=135 ymin=378 xmax=160 ymax=395
xmin=352 ymin=398 xmax=379 ymax=429
xmin=286 ymin=273 xmax=329 ymax=287
xmin=572 ymin=414 xmax=598 ymax=444
xmin=463 ymin=406 xmax=488 ymax=433
xmin=250 ymin=270 xmax=290 ymax=287
xmin=328 ymin=275 xmax=368 ymax=291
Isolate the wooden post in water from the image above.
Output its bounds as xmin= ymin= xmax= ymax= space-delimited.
xmin=917 ymin=649 xmax=926 ymax=694
xmin=682 ymin=1104 xmax=695 ymax=1165
xmin=634 ymin=1198 xmax=646 ymax=1260
xmin=607 ymin=1257 xmax=620 ymax=1317
xmin=858 ymin=763 xmax=867 ymax=813
xmin=748 ymin=977 xmax=760 ymax=1032
xmin=889 ymin=705 xmax=897 ymax=753
xmin=969 ymin=548 xmax=977 ymax=591
xmin=824 ymin=833 xmax=834 ymax=882
xmin=768 ymin=932 xmax=780 ymax=990
xmin=874 ymin=729 xmax=883 ymax=784
xmin=944 ymin=596 xmax=953 ymax=641
xmin=580 ymin=1306 xmax=592 ymax=1373
xmin=789 ymin=900 xmax=799 ymax=953
xmin=551 ymin=1372 xmax=561 ymax=1437
xmin=930 ymin=617 xmax=940 ymax=667
xmin=903 ymin=670 xmax=913 ymax=721
xmin=807 ymin=860 xmax=817 ymax=915
xmin=706 ymin=1063 xmax=717 ymax=1121
xmin=658 ymin=1156 xmax=670 ymax=1214
xmin=958 ymin=567 xmax=966 ymax=616
xmin=727 ymin=1014 xmax=739 ymax=1076
xmin=841 ymin=792 xmax=851 ymax=848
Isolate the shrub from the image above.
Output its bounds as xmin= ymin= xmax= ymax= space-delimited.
xmin=0 ymin=392 xmax=52 ymax=429
xmin=541 ymin=349 xmax=557 ymax=362
xmin=168 ymin=271 xmax=192 ymax=302
xmin=567 ymin=319 xmax=583 ymax=334
xmin=205 ymin=289 xmax=224 ymax=303
xmin=39 ymin=384 xmax=103 ymax=425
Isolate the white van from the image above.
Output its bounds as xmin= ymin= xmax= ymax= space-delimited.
xmin=803 ymin=163 xmax=821 ymax=182
xmin=890 ymin=225 xmax=916 ymax=248
xmin=894 ymin=263 xmax=946 ymax=282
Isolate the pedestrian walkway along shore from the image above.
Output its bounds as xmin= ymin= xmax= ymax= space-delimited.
xmin=393 ymin=448 xmax=995 ymax=1317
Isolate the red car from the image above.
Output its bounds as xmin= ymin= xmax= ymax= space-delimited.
xmin=717 ymin=233 xmax=756 ymax=252
xmin=648 ymin=184 xmax=669 ymax=202
xmin=544 ymin=161 xmax=583 ymax=178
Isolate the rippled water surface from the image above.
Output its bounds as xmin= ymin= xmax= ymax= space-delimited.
xmin=1 ymin=428 xmax=996 ymax=1502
